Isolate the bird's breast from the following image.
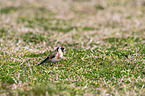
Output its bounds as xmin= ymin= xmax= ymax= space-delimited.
xmin=56 ymin=52 xmax=63 ymax=59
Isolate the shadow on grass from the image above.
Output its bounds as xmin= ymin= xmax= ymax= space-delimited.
xmin=0 ymin=6 xmax=22 ymax=14
xmin=0 ymin=28 xmax=7 ymax=38
xmin=103 ymin=37 xmax=142 ymax=43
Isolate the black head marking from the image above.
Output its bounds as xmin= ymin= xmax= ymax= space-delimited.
xmin=61 ymin=47 xmax=64 ymax=51
xmin=56 ymin=47 xmax=60 ymax=51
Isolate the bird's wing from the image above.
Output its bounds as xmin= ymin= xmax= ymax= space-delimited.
xmin=48 ymin=51 xmax=57 ymax=59
xmin=37 ymin=51 xmax=57 ymax=66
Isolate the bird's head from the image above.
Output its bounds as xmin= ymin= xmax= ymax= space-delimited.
xmin=56 ymin=47 xmax=65 ymax=52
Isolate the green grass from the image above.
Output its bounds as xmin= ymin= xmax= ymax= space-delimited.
xmin=0 ymin=37 xmax=145 ymax=95
xmin=0 ymin=0 xmax=145 ymax=95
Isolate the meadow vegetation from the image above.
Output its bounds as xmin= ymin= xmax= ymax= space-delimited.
xmin=0 ymin=0 xmax=145 ymax=95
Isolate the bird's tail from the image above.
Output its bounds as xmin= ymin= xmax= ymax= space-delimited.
xmin=37 ymin=56 xmax=49 ymax=66
xmin=37 ymin=63 xmax=41 ymax=66
xmin=37 ymin=61 xmax=45 ymax=66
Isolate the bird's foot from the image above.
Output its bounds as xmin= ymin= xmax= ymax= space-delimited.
xmin=50 ymin=63 xmax=53 ymax=66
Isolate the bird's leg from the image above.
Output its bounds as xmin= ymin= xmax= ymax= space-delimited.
xmin=50 ymin=63 xmax=53 ymax=66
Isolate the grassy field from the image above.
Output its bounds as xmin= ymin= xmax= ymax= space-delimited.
xmin=0 ymin=0 xmax=145 ymax=95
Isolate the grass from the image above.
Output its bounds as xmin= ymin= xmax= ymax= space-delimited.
xmin=0 ymin=0 xmax=145 ymax=95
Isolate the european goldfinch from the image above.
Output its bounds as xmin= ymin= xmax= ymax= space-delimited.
xmin=37 ymin=47 xmax=65 ymax=66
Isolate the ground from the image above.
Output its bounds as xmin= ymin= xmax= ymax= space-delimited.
xmin=0 ymin=0 xmax=145 ymax=95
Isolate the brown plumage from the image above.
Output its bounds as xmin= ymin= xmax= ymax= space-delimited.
xmin=37 ymin=47 xmax=65 ymax=66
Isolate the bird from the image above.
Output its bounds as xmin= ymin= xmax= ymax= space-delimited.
xmin=37 ymin=47 xmax=65 ymax=66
